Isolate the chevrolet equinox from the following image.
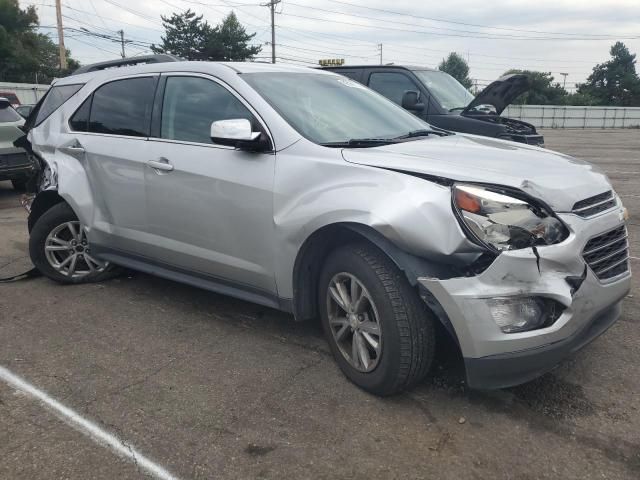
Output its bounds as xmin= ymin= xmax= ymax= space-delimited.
xmin=22 ymin=59 xmax=631 ymax=395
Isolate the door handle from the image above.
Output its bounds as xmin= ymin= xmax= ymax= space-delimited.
xmin=65 ymin=146 xmax=86 ymax=154
xmin=60 ymin=141 xmax=85 ymax=155
xmin=147 ymin=159 xmax=174 ymax=172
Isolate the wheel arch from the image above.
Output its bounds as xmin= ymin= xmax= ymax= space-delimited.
xmin=27 ymin=190 xmax=66 ymax=232
xmin=291 ymin=222 xmax=452 ymax=323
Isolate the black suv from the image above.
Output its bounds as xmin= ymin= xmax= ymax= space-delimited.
xmin=324 ymin=65 xmax=544 ymax=146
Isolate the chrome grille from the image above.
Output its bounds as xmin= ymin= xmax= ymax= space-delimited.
xmin=582 ymin=225 xmax=629 ymax=280
xmin=572 ymin=191 xmax=616 ymax=217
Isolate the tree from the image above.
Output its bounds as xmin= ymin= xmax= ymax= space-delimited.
xmin=0 ymin=0 xmax=79 ymax=83
xmin=152 ymin=10 xmax=261 ymax=61
xmin=503 ymin=70 xmax=568 ymax=105
xmin=438 ymin=52 xmax=473 ymax=89
xmin=577 ymin=42 xmax=640 ymax=106
xmin=204 ymin=12 xmax=261 ymax=61
xmin=151 ymin=9 xmax=210 ymax=60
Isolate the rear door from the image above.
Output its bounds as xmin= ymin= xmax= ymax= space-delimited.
xmin=66 ymin=75 xmax=158 ymax=254
xmin=143 ymin=73 xmax=277 ymax=294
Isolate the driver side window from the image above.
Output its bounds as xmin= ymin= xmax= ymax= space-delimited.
xmin=161 ymin=76 xmax=255 ymax=144
xmin=368 ymin=72 xmax=419 ymax=106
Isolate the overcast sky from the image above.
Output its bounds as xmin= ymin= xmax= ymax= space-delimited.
xmin=21 ymin=0 xmax=640 ymax=90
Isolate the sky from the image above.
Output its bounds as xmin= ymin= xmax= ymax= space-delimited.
xmin=21 ymin=0 xmax=640 ymax=91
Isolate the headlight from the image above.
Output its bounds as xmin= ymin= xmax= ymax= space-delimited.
xmin=453 ymin=184 xmax=568 ymax=251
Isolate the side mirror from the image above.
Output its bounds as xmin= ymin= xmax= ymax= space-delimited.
xmin=210 ymin=118 xmax=267 ymax=151
xmin=401 ymin=90 xmax=425 ymax=111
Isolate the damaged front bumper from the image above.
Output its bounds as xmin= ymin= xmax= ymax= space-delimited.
xmin=419 ymin=209 xmax=631 ymax=389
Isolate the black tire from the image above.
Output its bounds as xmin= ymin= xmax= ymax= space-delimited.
xmin=319 ymin=243 xmax=435 ymax=396
xmin=29 ymin=202 xmax=120 ymax=284
xmin=11 ymin=178 xmax=27 ymax=191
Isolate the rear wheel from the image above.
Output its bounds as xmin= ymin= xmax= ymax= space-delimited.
xmin=29 ymin=202 xmax=119 ymax=284
xmin=319 ymin=243 xmax=435 ymax=396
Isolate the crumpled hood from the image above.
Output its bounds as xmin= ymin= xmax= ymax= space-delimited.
xmin=341 ymin=134 xmax=612 ymax=212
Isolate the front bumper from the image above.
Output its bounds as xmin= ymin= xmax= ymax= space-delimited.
xmin=419 ymin=208 xmax=631 ymax=389
xmin=507 ymin=133 xmax=544 ymax=147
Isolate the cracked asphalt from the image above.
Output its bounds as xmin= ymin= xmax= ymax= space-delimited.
xmin=0 ymin=129 xmax=638 ymax=480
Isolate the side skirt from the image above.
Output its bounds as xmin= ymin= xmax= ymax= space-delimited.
xmin=91 ymin=245 xmax=293 ymax=313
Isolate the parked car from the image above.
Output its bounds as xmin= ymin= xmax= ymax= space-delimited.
xmin=323 ymin=65 xmax=544 ymax=146
xmin=21 ymin=58 xmax=629 ymax=395
xmin=0 ymin=91 xmax=21 ymax=107
xmin=15 ymin=105 xmax=34 ymax=119
xmin=0 ymin=97 xmax=33 ymax=190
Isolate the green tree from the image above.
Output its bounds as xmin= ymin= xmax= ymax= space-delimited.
xmin=503 ymin=70 xmax=568 ymax=105
xmin=152 ymin=10 xmax=261 ymax=61
xmin=577 ymin=42 xmax=640 ymax=106
xmin=438 ymin=52 xmax=473 ymax=89
xmin=151 ymin=9 xmax=210 ymax=60
xmin=0 ymin=0 xmax=79 ymax=83
xmin=204 ymin=12 xmax=261 ymax=61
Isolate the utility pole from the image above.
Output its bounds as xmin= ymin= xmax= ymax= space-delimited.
xmin=118 ymin=30 xmax=126 ymax=58
xmin=262 ymin=0 xmax=281 ymax=63
xmin=560 ymin=72 xmax=568 ymax=90
xmin=55 ymin=0 xmax=67 ymax=69
xmin=378 ymin=43 xmax=382 ymax=65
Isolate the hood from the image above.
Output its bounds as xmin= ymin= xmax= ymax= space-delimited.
xmin=341 ymin=135 xmax=612 ymax=212
xmin=462 ymin=74 xmax=529 ymax=116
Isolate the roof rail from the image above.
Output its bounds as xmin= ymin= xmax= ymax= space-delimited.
xmin=72 ymin=54 xmax=182 ymax=75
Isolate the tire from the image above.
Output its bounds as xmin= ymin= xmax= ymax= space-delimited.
xmin=11 ymin=178 xmax=27 ymax=191
xmin=319 ymin=243 xmax=435 ymax=396
xmin=29 ymin=202 xmax=120 ymax=284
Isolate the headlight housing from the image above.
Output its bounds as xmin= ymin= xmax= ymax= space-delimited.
xmin=453 ymin=184 xmax=568 ymax=252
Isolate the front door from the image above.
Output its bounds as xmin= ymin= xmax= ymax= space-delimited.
xmin=143 ymin=74 xmax=277 ymax=294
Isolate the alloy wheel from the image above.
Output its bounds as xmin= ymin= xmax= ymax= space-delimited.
xmin=326 ymin=272 xmax=382 ymax=372
xmin=44 ymin=221 xmax=107 ymax=278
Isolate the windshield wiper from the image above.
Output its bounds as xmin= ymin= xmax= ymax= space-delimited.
xmin=320 ymin=138 xmax=396 ymax=148
xmin=391 ymin=129 xmax=435 ymax=140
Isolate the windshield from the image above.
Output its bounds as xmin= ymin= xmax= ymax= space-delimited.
xmin=242 ymin=72 xmax=431 ymax=145
xmin=412 ymin=70 xmax=474 ymax=111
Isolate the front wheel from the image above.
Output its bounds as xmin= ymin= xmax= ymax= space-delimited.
xmin=319 ymin=243 xmax=435 ymax=396
xmin=29 ymin=202 xmax=119 ymax=284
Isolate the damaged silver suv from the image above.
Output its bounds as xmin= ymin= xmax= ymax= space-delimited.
xmin=23 ymin=58 xmax=631 ymax=395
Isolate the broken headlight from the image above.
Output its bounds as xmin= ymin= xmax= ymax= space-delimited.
xmin=453 ymin=184 xmax=568 ymax=252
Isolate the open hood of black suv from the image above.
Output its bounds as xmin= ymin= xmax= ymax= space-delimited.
xmin=462 ymin=74 xmax=530 ymax=116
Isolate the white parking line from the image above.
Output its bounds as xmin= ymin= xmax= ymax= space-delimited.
xmin=0 ymin=366 xmax=181 ymax=480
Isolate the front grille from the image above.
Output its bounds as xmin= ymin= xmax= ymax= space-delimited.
xmin=582 ymin=225 xmax=630 ymax=280
xmin=572 ymin=191 xmax=616 ymax=217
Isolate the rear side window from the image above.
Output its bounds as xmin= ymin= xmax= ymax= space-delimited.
xmin=34 ymin=84 xmax=83 ymax=126
xmin=69 ymin=97 xmax=91 ymax=132
xmin=88 ymin=77 xmax=156 ymax=137
xmin=160 ymin=76 xmax=255 ymax=144
xmin=368 ymin=72 xmax=419 ymax=106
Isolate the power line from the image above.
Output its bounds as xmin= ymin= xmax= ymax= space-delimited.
xmin=278 ymin=11 xmax=640 ymax=41
xmin=324 ymin=0 xmax=634 ymax=39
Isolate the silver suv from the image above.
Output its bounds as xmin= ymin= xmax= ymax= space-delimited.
xmin=24 ymin=60 xmax=631 ymax=395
